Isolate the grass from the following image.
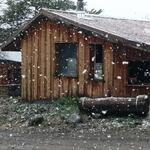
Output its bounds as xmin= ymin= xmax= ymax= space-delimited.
xmin=0 ymin=96 xmax=148 ymax=129
xmin=0 ymin=115 xmax=7 ymax=126
xmin=51 ymin=96 xmax=79 ymax=118
xmin=15 ymin=96 xmax=80 ymax=125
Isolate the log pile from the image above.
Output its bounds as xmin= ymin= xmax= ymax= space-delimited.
xmin=78 ymin=95 xmax=149 ymax=116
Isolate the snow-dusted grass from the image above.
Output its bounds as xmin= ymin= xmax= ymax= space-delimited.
xmin=0 ymin=96 xmax=79 ymax=127
xmin=0 ymin=96 xmax=150 ymax=130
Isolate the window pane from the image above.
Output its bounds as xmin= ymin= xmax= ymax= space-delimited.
xmin=94 ymin=63 xmax=103 ymax=80
xmin=95 ymin=45 xmax=103 ymax=63
xmin=67 ymin=58 xmax=77 ymax=76
xmin=56 ymin=43 xmax=77 ymax=77
xmin=90 ymin=44 xmax=103 ymax=80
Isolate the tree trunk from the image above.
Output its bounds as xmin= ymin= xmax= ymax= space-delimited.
xmin=78 ymin=95 xmax=149 ymax=116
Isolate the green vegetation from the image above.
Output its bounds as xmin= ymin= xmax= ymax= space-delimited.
xmin=0 ymin=0 xmax=77 ymax=43
xmin=0 ymin=96 xmax=148 ymax=129
xmin=0 ymin=115 xmax=7 ymax=126
xmin=55 ymin=96 xmax=79 ymax=117
xmin=0 ymin=96 xmax=80 ymax=127
xmin=0 ymin=0 xmax=103 ymax=43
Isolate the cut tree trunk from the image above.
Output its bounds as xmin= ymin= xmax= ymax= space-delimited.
xmin=78 ymin=95 xmax=149 ymax=116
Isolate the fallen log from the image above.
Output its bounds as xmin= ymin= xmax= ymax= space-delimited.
xmin=78 ymin=95 xmax=149 ymax=116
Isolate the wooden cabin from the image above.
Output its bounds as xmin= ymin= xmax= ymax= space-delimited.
xmin=1 ymin=9 xmax=150 ymax=101
xmin=0 ymin=59 xmax=21 ymax=96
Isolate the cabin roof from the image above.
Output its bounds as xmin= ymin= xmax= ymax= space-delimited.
xmin=1 ymin=9 xmax=150 ymax=51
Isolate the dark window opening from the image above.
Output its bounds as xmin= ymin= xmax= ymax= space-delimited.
xmin=128 ymin=61 xmax=150 ymax=85
xmin=55 ymin=43 xmax=77 ymax=77
xmin=90 ymin=44 xmax=103 ymax=80
xmin=8 ymin=68 xmax=21 ymax=84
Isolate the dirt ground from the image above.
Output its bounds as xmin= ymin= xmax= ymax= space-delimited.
xmin=0 ymin=97 xmax=150 ymax=150
xmin=1 ymin=125 xmax=150 ymax=150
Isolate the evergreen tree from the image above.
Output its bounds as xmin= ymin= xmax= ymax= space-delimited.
xmin=0 ymin=0 xmax=102 ymax=43
xmin=2 ymin=0 xmax=76 ymax=28
xmin=0 ymin=0 xmax=76 ymax=43
xmin=77 ymin=0 xmax=84 ymax=11
xmin=2 ymin=0 xmax=30 ymax=29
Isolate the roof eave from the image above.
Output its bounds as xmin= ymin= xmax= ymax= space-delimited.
xmin=1 ymin=9 xmax=150 ymax=52
xmin=44 ymin=10 xmax=150 ymax=52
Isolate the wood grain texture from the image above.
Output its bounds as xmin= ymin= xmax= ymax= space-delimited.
xmin=21 ymin=20 xmax=150 ymax=101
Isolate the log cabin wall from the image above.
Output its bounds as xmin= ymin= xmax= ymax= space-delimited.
xmin=21 ymin=20 xmax=114 ymax=101
xmin=113 ymin=46 xmax=150 ymax=97
xmin=0 ymin=61 xmax=20 ymax=85
xmin=21 ymin=19 xmax=150 ymax=101
xmin=112 ymin=45 xmax=128 ymax=97
xmin=125 ymin=48 xmax=150 ymax=97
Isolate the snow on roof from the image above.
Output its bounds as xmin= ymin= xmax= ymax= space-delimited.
xmin=1 ymin=9 xmax=150 ymax=51
xmin=51 ymin=10 xmax=150 ymax=46
xmin=0 ymin=51 xmax=21 ymax=62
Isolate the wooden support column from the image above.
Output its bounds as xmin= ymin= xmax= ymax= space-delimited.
xmin=32 ymin=29 xmax=39 ymax=100
xmin=40 ymin=22 xmax=46 ymax=99
xmin=78 ymin=36 xmax=85 ymax=95
xmin=45 ymin=21 xmax=51 ymax=99
xmin=21 ymin=39 xmax=26 ymax=99
xmin=27 ymin=34 xmax=32 ymax=100
xmin=104 ymin=42 xmax=114 ymax=97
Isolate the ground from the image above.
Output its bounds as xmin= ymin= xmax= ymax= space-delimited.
xmin=1 ymin=125 xmax=150 ymax=150
xmin=0 ymin=97 xmax=150 ymax=150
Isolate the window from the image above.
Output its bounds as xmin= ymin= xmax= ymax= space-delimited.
xmin=90 ymin=44 xmax=103 ymax=80
xmin=56 ymin=43 xmax=77 ymax=77
xmin=128 ymin=61 xmax=150 ymax=85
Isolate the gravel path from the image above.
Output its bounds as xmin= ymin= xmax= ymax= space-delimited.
xmin=1 ymin=97 xmax=150 ymax=150
xmin=0 ymin=125 xmax=150 ymax=150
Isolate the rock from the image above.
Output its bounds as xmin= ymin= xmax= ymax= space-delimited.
xmin=37 ymin=106 xmax=48 ymax=113
xmin=80 ymin=113 xmax=91 ymax=122
xmin=66 ymin=113 xmax=81 ymax=124
xmin=27 ymin=115 xmax=44 ymax=126
xmin=47 ymin=116 xmax=62 ymax=126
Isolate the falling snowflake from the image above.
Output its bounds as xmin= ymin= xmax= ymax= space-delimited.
xmin=78 ymin=31 xmax=83 ymax=34
xmin=117 ymin=76 xmax=122 ymax=79
xmin=122 ymin=61 xmax=129 ymax=65
xmin=82 ymin=69 xmax=87 ymax=74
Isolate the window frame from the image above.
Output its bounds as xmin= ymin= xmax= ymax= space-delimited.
xmin=89 ymin=44 xmax=104 ymax=81
xmin=55 ymin=42 xmax=78 ymax=78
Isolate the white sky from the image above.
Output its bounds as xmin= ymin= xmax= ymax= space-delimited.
xmin=0 ymin=0 xmax=150 ymax=20
xmin=73 ymin=0 xmax=150 ymax=20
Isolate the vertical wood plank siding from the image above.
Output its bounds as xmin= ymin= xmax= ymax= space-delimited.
xmin=21 ymin=38 xmax=26 ymax=99
xmin=21 ymin=20 xmax=150 ymax=100
xmin=33 ymin=29 xmax=38 ymax=100
xmin=125 ymin=48 xmax=150 ymax=96
xmin=103 ymin=42 xmax=113 ymax=96
xmin=21 ymin=21 xmax=104 ymax=100
xmin=113 ymin=46 xmax=127 ymax=97
xmin=45 ymin=22 xmax=51 ymax=98
xmin=113 ymin=46 xmax=150 ymax=97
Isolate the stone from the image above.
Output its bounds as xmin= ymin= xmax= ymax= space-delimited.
xmin=27 ymin=114 xmax=44 ymax=126
xmin=66 ymin=113 xmax=81 ymax=124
